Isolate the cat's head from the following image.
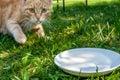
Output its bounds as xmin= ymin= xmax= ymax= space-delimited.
xmin=23 ymin=0 xmax=52 ymax=24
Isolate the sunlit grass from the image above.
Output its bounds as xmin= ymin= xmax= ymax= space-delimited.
xmin=53 ymin=0 xmax=119 ymax=7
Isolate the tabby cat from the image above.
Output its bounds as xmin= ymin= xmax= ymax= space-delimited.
xmin=0 ymin=0 xmax=52 ymax=44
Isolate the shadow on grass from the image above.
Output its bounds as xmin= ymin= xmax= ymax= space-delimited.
xmin=51 ymin=1 xmax=120 ymax=48
xmin=52 ymin=1 xmax=120 ymax=28
xmin=0 ymin=1 xmax=120 ymax=79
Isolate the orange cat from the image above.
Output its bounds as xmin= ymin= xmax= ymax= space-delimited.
xmin=0 ymin=0 xmax=52 ymax=44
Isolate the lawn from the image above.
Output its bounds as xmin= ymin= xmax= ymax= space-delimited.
xmin=0 ymin=0 xmax=120 ymax=80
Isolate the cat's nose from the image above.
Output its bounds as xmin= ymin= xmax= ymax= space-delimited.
xmin=36 ymin=15 xmax=40 ymax=21
xmin=36 ymin=17 xmax=40 ymax=21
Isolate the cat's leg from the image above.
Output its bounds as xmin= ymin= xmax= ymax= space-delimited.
xmin=33 ymin=24 xmax=45 ymax=37
xmin=6 ymin=20 xmax=27 ymax=44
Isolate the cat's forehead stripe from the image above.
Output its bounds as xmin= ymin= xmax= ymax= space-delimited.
xmin=27 ymin=0 xmax=51 ymax=9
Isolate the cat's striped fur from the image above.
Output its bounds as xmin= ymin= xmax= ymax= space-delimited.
xmin=0 ymin=0 xmax=52 ymax=44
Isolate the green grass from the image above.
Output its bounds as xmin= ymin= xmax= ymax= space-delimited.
xmin=0 ymin=0 xmax=120 ymax=79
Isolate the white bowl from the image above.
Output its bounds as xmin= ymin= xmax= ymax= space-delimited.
xmin=54 ymin=48 xmax=120 ymax=77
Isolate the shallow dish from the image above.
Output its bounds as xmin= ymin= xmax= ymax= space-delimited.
xmin=54 ymin=48 xmax=120 ymax=77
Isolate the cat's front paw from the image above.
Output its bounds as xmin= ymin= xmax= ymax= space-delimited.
xmin=14 ymin=35 xmax=27 ymax=44
xmin=33 ymin=24 xmax=45 ymax=37
xmin=35 ymin=30 xmax=45 ymax=37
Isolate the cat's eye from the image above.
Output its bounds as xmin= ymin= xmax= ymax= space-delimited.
xmin=29 ymin=8 xmax=35 ymax=13
xmin=42 ymin=8 xmax=47 ymax=13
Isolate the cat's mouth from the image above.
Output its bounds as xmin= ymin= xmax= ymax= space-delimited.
xmin=31 ymin=21 xmax=43 ymax=28
xmin=37 ymin=21 xmax=42 ymax=24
